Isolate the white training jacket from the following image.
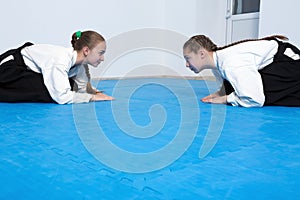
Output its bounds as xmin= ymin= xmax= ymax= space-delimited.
xmin=213 ymin=40 xmax=279 ymax=107
xmin=21 ymin=44 xmax=92 ymax=104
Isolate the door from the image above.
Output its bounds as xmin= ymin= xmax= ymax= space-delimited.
xmin=226 ymin=0 xmax=261 ymax=44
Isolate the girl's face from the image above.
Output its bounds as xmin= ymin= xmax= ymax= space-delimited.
xmin=183 ymin=48 xmax=203 ymax=74
xmin=84 ymin=41 xmax=106 ymax=67
xmin=184 ymin=47 xmax=216 ymax=73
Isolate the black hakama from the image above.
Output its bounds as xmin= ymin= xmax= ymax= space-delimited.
xmin=0 ymin=43 xmax=54 ymax=102
xmin=259 ymin=41 xmax=300 ymax=106
xmin=222 ymin=40 xmax=300 ymax=106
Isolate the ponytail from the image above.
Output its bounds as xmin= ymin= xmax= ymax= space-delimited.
xmin=184 ymin=34 xmax=288 ymax=53
xmin=216 ymin=35 xmax=288 ymax=51
xmin=71 ymin=30 xmax=105 ymax=51
xmin=83 ymin=64 xmax=97 ymax=94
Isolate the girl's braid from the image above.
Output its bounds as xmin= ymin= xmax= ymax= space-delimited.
xmin=84 ymin=64 xmax=97 ymax=94
xmin=216 ymin=35 xmax=288 ymax=50
xmin=184 ymin=34 xmax=288 ymax=53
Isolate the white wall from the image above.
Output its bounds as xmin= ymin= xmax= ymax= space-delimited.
xmin=196 ymin=0 xmax=227 ymax=47
xmin=0 ymin=0 xmax=165 ymax=50
xmin=259 ymin=0 xmax=300 ymax=47
xmin=0 ymin=0 xmax=226 ymax=78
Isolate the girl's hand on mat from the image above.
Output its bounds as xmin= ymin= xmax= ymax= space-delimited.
xmin=91 ymin=93 xmax=115 ymax=101
xmin=201 ymin=92 xmax=220 ymax=101
xmin=201 ymin=95 xmax=227 ymax=104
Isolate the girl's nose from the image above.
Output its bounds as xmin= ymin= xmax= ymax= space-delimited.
xmin=100 ymin=55 xmax=104 ymax=61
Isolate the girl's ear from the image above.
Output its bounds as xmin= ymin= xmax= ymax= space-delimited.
xmin=198 ymin=49 xmax=206 ymax=59
xmin=82 ymin=46 xmax=90 ymax=57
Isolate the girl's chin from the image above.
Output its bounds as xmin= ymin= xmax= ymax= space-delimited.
xmin=191 ymin=67 xmax=199 ymax=73
xmin=90 ymin=63 xmax=100 ymax=68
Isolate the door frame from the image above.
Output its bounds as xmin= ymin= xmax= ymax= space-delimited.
xmin=225 ymin=0 xmax=260 ymax=44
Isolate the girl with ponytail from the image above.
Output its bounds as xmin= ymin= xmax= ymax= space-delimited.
xmin=0 ymin=30 xmax=114 ymax=104
xmin=183 ymin=34 xmax=300 ymax=107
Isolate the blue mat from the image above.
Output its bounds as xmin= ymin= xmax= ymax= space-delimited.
xmin=1 ymin=78 xmax=300 ymax=200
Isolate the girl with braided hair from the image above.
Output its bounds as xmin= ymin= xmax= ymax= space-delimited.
xmin=183 ymin=34 xmax=300 ymax=107
xmin=0 ymin=30 xmax=114 ymax=104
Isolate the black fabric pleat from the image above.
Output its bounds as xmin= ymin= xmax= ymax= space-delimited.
xmin=259 ymin=41 xmax=300 ymax=106
xmin=0 ymin=43 xmax=55 ymax=103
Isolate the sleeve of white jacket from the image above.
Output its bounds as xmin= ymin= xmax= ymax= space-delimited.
xmin=225 ymin=66 xmax=265 ymax=107
xmin=42 ymin=65 xmax=92 ymax=104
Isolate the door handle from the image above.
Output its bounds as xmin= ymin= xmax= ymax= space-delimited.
xmin=226 ymin=11 xmax=231 ymax=19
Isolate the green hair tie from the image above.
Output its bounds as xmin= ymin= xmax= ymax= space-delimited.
xmin=76 ymin=31 xmax=82 ymax=39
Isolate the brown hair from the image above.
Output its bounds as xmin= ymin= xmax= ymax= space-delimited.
xmin=71 ymin=30 xmax=105 ymax=94
xmin=183 ymin=34 xmax=288 ymax=53
xmin=83 ymin=64 xmax=98 ymax=94
xmin=71 ymin=30 xmax=105 ymax=50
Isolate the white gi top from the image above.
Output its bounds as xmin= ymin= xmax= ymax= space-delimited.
xmin=21 ymin=44 xmax=92 ymax=104
xmin=213 ymin=40 xmax=279 ymax=107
